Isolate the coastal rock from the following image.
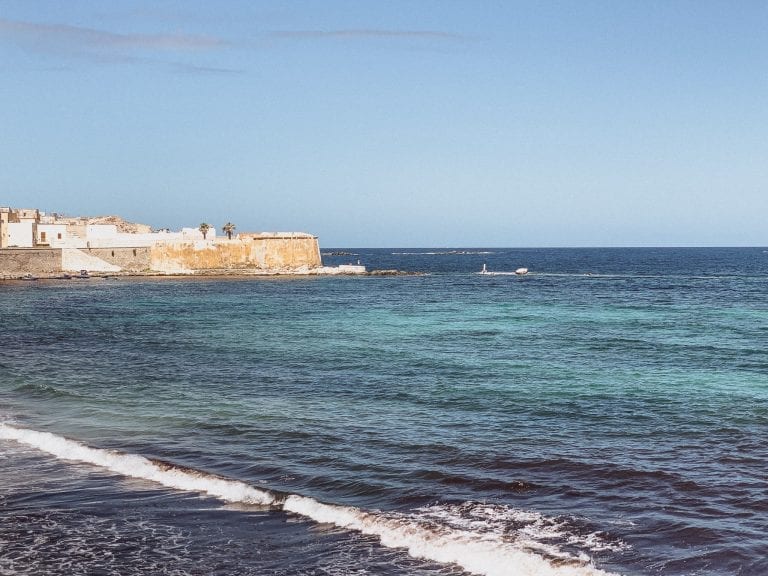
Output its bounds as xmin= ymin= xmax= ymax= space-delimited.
xmin=367 ymin=269 xmax=423 ymax=276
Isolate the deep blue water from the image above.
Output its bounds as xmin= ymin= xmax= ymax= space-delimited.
xmin=1 ymin=248 xmax=767 ymax=575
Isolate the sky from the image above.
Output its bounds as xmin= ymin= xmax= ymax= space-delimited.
xmin=1 ymin=1 xmax=766 ymax=247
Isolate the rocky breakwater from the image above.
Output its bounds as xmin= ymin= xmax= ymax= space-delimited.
xmin=366 ymin=269 xmax=423 ymax=276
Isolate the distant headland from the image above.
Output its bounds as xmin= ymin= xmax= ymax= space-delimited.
xmin=0 ymin=206 xmax=368 ymax=279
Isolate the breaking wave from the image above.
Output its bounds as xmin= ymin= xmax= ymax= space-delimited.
xmin=0 ymin=423 xmax=618 ymax=576
xmin=0 ymin=424 xmax=273 ymax=505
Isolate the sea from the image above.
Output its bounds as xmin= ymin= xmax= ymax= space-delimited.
xmin=1 ymin=247 xmax=766 ymax=576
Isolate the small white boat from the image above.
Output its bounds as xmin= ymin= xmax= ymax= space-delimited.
xmin=478 ymin=264 xmax=530 ymax=276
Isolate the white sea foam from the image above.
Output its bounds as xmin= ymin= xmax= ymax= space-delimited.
xmin=1 ymin=423 xmax=618 ymax=576
xmin=416 ymin=502 xmax=629 ymax=558
xmin=0 ymin=424 xmax=274 ymax=506
xmin=283 ymin=496 xmax=616 ymax=576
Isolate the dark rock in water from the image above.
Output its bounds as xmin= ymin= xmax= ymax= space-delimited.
xmin=322 ymin=251 xmax=358 ymax=256
xmin=367 ymin=269 xmax=424 ymax=276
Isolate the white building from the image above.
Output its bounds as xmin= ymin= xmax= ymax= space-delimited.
xmin=1 ymin=207 xmax=40 ymax=248
xmin=6 ymin=222 xmax=35 ymax=247
xmin=1 ymin=206 xmax=219 ymax=250
xmin=37 ymin=224 xmax=68 ymax=247
xmin=86 ymin=224 xmax=119 ymax=239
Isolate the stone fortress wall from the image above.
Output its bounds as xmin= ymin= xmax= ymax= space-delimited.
xmin=0 ymin=248 xmax=63 ymax=275
xmin=150 ymin=234 xmax=322 ymax=274
xmin=0 ymin=207 xmax=358 ymax=277
xmin=85 ymin=247 xmax=153 ymax=272
xmin=0 ymin=237 xmax=323 ymax=276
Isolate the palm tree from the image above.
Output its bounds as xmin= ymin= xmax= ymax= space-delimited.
xmin=222 ymin=222 xmax=236 ymax=240
xmin=199 ymin=222 xmax=211 ymax=239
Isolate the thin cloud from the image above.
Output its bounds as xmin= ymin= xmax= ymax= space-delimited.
xmin=166 ymin=61 xmax=243 ymax=75
xmin=0 ymin=17 xmax=233 ymax=73
xmin=0 ymin=17 xmax=225 ymax=53
xmin=76 ymin=51 xmax=241 ymax=74
xmin=269 ymin=29 xmax=466 ymax=41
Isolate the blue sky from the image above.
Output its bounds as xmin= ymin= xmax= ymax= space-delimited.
xmin=1 ymin=1 xmax=766 ymax=246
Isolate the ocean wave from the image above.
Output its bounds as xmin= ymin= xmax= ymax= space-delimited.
xmin=0 ymin=423 xmax=618 ymax=576
xmin=416 ymin=502 xmax=628 ymax=556
xmin=13 ymin=382 xmax=86 ymax=400
xmin=0 ymin=424 xmax=273 ymax=506
xmin=408 ymin=469 xmax=534 ymax=492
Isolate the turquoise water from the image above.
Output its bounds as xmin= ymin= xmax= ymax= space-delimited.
xmin=1 ymin=248 xmax=766 ymax=575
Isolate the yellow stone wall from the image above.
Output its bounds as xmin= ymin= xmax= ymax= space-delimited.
xmin=149 ymin=234 xmax=322 ymax=273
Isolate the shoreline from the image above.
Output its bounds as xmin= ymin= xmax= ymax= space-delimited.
xmin=0 ymin=268 xmax=418 ymax=283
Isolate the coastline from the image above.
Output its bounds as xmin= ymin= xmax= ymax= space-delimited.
xmin=0 ymin=268 xmax=417 ymax=282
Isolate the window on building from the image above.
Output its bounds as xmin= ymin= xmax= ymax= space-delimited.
xmin=40 ymin=232 xmax=47 ymax=242
xmin=57 ymin=233 xmax=62 ymax=240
